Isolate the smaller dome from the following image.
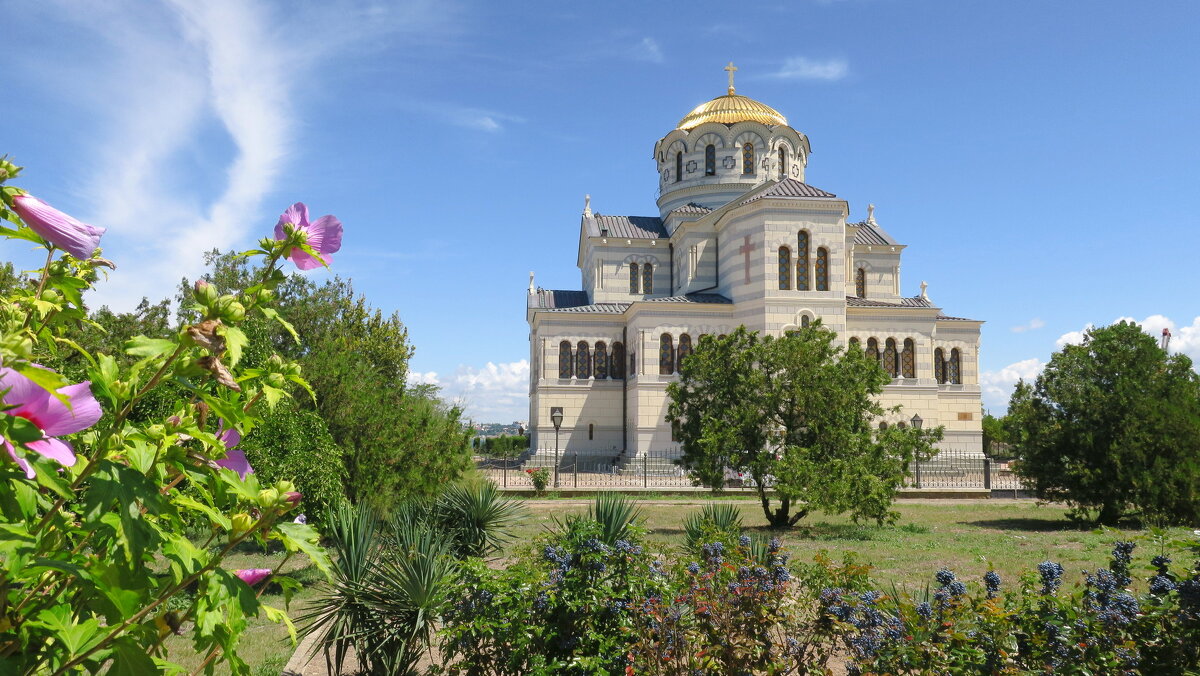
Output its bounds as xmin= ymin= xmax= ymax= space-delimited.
xmin=676 ymin=94 xmax=788 ymax=131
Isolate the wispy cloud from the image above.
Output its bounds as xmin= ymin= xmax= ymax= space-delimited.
xmin=1011 ymin=318 xmax=1045 ymax=333
xmin=632 ymin=37 xmax=664 ymax=63
xmin=1056 ymin=314 xmax=1200 ymax=362
xmin=980 ymin=358 xmax=1045 ymax=412
xmin=767 ymin=56 xmax=849 ymax=81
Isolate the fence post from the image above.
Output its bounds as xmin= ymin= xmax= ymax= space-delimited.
xmin=983 ymin=457 xmax=992 ymax=491
xmin=915 ymin=459 xmax=922 ymax=490
xmin=574 ymin=453 xmax=578 ymax=488
xmin=643 ymin=454 xmax=648 ymax=488
xmin=503 ymin=456 xmax=508 ymax=488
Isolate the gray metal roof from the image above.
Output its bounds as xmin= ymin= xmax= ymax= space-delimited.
xmin=670 ymin=203 xmax=713 ymax=216
xmin=851 ymin=221 xmax=899 ymax=246
xmin=936 ymin=314 xmax=977 ymax=322
xmin=543 ymin=302 xmax=631 ymax=314
xmin=845 ymin=296 xmax=934 ymax=308
xmin=530 ymin=289 xmax=589 ymax=309
xmin=584 ymin=214 xmax=668 ymax=239
xmin=740 ymin=178 xmax=837 ymax=206
xmin=643 ymin=293 xmax=733 ymax=304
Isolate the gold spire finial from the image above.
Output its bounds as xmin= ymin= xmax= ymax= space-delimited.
xmin=724 ymin=61 xmax=738 ymax=95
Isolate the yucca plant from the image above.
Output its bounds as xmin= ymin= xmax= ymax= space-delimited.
xmin=434 ymin=482 xmax=524 ymax=558
xmin=684 ymin=503 xmax=744 ymax=550
xmin=298 ymin=502 xmax=458 ymax=675
xmin=588 ymin=492 xmax=642 ymax=545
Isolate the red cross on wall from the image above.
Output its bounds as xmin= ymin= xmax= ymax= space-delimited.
xmin=738 ymin=235 xmax=756 ymax=284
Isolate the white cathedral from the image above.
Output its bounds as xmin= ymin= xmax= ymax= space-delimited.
xmin=526 ymin=65 xmax=983 ymax=469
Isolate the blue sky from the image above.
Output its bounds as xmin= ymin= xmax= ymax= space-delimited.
xmin=5 ymin=0 xmax=1199 ymax=422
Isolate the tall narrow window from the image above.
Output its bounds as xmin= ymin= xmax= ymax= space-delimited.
xmin=742 ymin=143 xmax=755 ymax=174
xmin=675 ymin=152 xmax=683 ymax=182
xmin=588 ymin=423 xmax=594 ymax=440
xmin=777 ymin=246 xmax=791 ymax=290
xmin=594 ymin=341 xmax=608 ymax=380
xmin=884 ymin=338 xmax=899 ymax=378
xmin=934 ymin=348 xmax=946 ymax=383
xmin=705 ymin=144 xmax=716 ymax=176
xmin=559 ymin=341 xmax=573 ymax=378
xmin=677 ymin=334 xmax=692 ymax=371
xmin=778 ymin=148 xmax=787 ymax=179
xmin=801 ymin=315 xmax=811 ymax=328
xmin=902 ymin=338 xmax=916 ymax=378
xmin=855 ymin=267 xmax=866 ymax=298
xmin=815 ymin=247 xmax=830 ymax=291
xmin=576 ymin=341 xmax=591 ymax=379
xmin=866 ymin=338 xmax=880 ymax=364
xmin=848 ymin=337 xmax=861 ymax=352
xmin=659 ymin=334 xmax=674 ymax=375
xmin=629 ymin=263 xmax=640 ymax=294
xmin=611 ymin=342 xmax=625 ymax=379
xmin=796 ymin=232 xmax=810 ymax=290
xmin=949 ymin=348 xmax=962 ymax=384
xmin=642 ymin=263 xmax=654 ymax=294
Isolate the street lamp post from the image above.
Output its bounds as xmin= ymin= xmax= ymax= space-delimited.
xmin=910 ymin=413 xmax=923 ymax=430
xmin=910 ymin=413 xmax=924 ymax=489
xmin=550 ymin=407 xmax=563 ymax=489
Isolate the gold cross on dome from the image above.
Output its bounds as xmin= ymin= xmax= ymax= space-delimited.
xmin=725 ymin=61 xmax=738 ymax=95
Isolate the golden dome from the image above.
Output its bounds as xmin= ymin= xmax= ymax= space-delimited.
xmin=676 ymin=93 xmax=788 ymax=131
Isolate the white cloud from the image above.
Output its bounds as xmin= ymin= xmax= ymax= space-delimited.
xmin=1054 ymin=314 xmax=1200 ymax=362
xmin=1011 ymin=318 xmax=1045 ymax=333
xmin=980 ymin=358 xmax=1045 ymax=412
xmin=768 ymin=56 xmax=849 ymax=81
xmin=632 ymin=37 xmax=664 ymax=63
xmin=439 ymin=360 xmax=529 ymax=422
xmin=407 ymin=371 xmax=440 ymax=386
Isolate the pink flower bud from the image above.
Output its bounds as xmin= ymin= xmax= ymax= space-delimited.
xmin=11 ymin=194 xmax=105 ymax=259
xmin=285 ymin=491 xmax=302 ymax=508
xmin=235 ymin=568 xmax=273 ymax=586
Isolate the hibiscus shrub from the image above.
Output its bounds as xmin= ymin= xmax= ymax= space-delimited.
xmin=0 ymin=158 xmax=340 ymax=674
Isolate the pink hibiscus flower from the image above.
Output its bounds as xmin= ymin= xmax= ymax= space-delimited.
xmin=235 ymin=568 xmax=273 ymax=586
xmin=213 ymin=421 xmax=254 ymax=480
xmin=0 ymin=365 xmax=102 ymax=479
xmin=11 ymin=194 xmax=106 ymax=260
xmin=273 ymin=202 xmax=342 ymax=270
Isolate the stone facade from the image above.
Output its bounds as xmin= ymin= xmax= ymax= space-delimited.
xmin=526 ymin=81 xmax=984 ymax=466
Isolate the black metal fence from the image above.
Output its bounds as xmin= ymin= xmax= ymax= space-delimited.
xmin=478 ymin=448 xmax=1026 ymax=492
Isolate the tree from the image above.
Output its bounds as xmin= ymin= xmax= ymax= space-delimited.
xmin=1008 ymin=321 xmax=1200 ymax=526
xmin=666 ymin=324 xmax=941 ymax=527
xmin=981 ymin=412 xmax=1009 ymax=457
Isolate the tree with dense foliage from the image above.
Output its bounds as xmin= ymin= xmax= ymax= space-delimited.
xmin=666 ymin=324 xmax=941 ymax=527
xmin=1008 ymin=321 xmax=1200 ymax=525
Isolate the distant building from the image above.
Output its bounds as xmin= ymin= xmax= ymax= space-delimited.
xmin=527 ymin=66 xmax=984 ymax=466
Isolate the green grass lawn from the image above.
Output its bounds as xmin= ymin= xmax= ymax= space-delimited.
xmin=166 ymin=497 xmax=1195 ymax=674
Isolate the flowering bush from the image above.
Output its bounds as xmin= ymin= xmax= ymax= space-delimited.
xmin=0 ymin=159 xmax=334 ymax=674
xmin=826 ymin=538 xmax=1200 ymax=674
xmin=525 ymin=466 xmax=550 ymax=493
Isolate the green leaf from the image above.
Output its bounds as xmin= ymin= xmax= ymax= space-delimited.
xmin=15 ymin=364 xmax=71 ymax=405
xmin=0 ymin=523 xmax=37 ymax=560
xmin=259 ymin=307 xmax=299 ymax=343
xmin=175 ymin=495 xmax=233 ymax=531
xmin=286 ymin=373 xmax=316 ymax=403
xmin=109 ymin=638 xmax=159 ymax=676
xmin=124 ymin=335 xmax=177 ymax=358
xmin=218 ymin=325 xmax=248 ymax=367
xmin=0 ymin=222 xmax=46 ymax=244
xmin=4 ymin=415 xmax=44 ymax=444
xmin=259 ymin=384 xmax=287 ymax=409
xmin=88 ymin=353 xmax=121 ymax=409
xmin=262 ymin=604 xmax=298 ymax=645
xmin=273 ymin=521 xmax=332 ymax=578
xmin=33 ymin=605 xmax=104 ymax=655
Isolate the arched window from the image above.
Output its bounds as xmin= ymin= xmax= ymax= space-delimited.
xmin=588 ymin=423 xmax=594 ymax=440
xmin=934 ymin=347 xmax=946 ymax=383
xmin=576 ymin=341 xmax=591 ymax=379
xmin=778 ymin=148 xmax=787 ymax=180
xmin=718 ymin=334 xmax=727 ymax=340
xmin=801 ymin=315 xmax=811 ymax=328
xmin=594 ymin=341 xmax=608 ymax=380
xmin=897 ymin=422 xmax=907 ymax=429
xmin=878 ymin=422 xmax=888 ymax=431
xmin=777 ymin=246 xmax=791 ymax=290
xmin=705 ymin=144 xmax=716 ymax=176
xmin=902 ymin=338 xmax=916 ymax=378
xmin=677 ymin=334 xmax=692 ymax=371
xmin=675 ymin=152 xmax=683 ymax=182
xmin=629 ymin=262 xmax=640 ymax=294
xmin=559 ymin=341 xmax=573 ymax=378
xmin=796 ymin=232 xmax=810 ymax=290
xmin=849 ymin=337 xmax=861 ymax=351
xmin=742 ymin=143 xmax=755 ymax=174
xmin=884 ymin=338 xmax=899 ymax=378
xmin=659 ymin=334 xmax=674 ymax=375
xmin=866 ymin=338 xmax=880 ymax=364
xmin=815 ymin=247 xmax=830 ymax=291
xmin=611 ymin=342 xmax=625 ymax=379
xmin=642 ymin=263 xmax=654 ymax=294
xmin=855 ymin=267 xmax=866 ymax=298
xmin=949 ymin=348 xmax=962 ymax=384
